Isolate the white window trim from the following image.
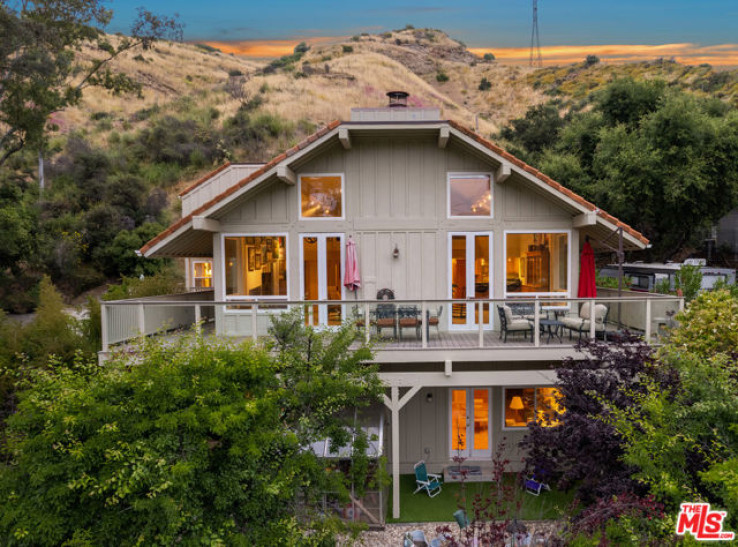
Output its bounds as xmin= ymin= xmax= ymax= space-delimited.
xmin=448 ymin=387 xmax=493 ymax=459
xmin=501 ymin=386 xmax=559 ymax=431
xmin=447 ymin=231 xmax=494 ymax=331
xmin=503 ymin=229 xmax=572 ymax=303
xmin=298 ymin=233 xmax=346 ymax=327
xmin=298 ymin=173 xmax=346 ymax=220
xmin=447 ymin=172 xmax=494 ymax=220
xmin=221 ymin=233 xmax=290 ymax=314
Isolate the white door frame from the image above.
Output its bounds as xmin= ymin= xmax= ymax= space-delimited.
xmin=448 ymin=232 xmax=493 ymax=331
xmin=299 ymin=233 xmax=345 ymax=326
xmin=448 ymin=387 xmax=493 ymax=460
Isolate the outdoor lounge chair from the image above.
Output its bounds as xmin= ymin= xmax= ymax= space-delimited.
xmin=413 ymin=460 xmax=442 ymax=498
xmin=497 ymin=305 xmax=533 ymax=342
xmin=561 ymin=303 xmax=609 ymax=341
xmin=524 ymin=476 xmax=551 ymax=496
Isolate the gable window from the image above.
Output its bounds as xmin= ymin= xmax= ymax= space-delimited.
xmin=504 ymin=387 xmax=563 ymax=428
xmin=224 ymin=235 xmax=287 ymax=298
xmin=191 ymin=260 xmax=212 ymax=289
xmin=300 ymin=174 xmax=344 ymax=219
xmin=448 ymin=174 xmax=492 ymax=218
xmin=505 ymin=232 xmax=569 ymax=295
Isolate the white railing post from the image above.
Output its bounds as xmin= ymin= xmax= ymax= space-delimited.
xmin=195 ymin=304 xmax=202 ymax=335
xmin=679 ymin=297 xmax=685 ymax=312
xmin=251 ymin=303 xmax=258 ymax=342
xmin=101 ymin=303 xmax=109 ymax=353
xmin=589 ymin=300 xmax=596 ymax=340
xmin=534 ymin=298 xmax=540 ymax=347
xmin=421 ymin=301 xmax=428 ymax=349
xmin=478 ymin=301 xmax=484 ymax=348
xmin=137 ymin=303 xmax=145 ymax=343
xmin=364 ymin=305 xmax=370 ymax=344
xmin=644 ymin=298 xmax=652 ymax=341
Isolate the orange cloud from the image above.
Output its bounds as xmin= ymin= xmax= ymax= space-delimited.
xmin=469 ymin=43 xmax=738 ymax=67
xmin=202 ymin=36 xmax=345 ymax=58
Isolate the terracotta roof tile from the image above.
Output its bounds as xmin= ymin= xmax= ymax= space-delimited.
xmin=142 ymin=118 xmax=648 ymax=256
xmin=447 ymin=120 xmax=649 ymax=246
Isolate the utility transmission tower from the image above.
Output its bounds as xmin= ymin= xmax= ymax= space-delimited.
xmin=529 ymin=0 xmax=543 ymax=67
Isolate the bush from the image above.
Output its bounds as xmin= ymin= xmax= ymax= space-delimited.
xmin=585 ymin=54 xmax=600 ymax=67
xmin=483 ymin=52 xmax=495 ymax=61
xmin=478 ymin=77 xmax=492 ymax=91
xmin=342 ymin=45 xmax=353 ymax=53
xmin=436 ymin=70 xmax=449 ymax=82
xmin=674 ymin=264 xmax=702 ymax=302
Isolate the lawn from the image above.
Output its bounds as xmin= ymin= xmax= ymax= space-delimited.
xmin=387 ymin=473 xmax=574 ymax=523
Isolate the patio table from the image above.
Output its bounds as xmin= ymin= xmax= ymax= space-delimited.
xmin=529 ymin=318 xmax=564 ymax=344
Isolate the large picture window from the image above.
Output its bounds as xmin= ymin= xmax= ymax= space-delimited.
xmin=505 ymin=232 xmax=568 ymax=294
xmin=224 ymin=236 xmax=287 ymax=298
xmin=448 ymin=174 xmax=492 ymax=218
xmin=504 ymin=387 xmax=563 ymax=428
xmin=300 ymin=174 xmax=344 ymax=218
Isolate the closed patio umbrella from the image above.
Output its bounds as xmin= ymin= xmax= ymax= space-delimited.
xmin=577 ymin=238 xmax=597 ymax=298
xmin=344 ymin=236 xmax=361 ymax=294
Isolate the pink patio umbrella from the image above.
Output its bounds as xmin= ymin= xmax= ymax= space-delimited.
xmin=577 ymin=237 xmax=597 ymax=298
xmin=344 ymin=236 xmax=361 ymax=295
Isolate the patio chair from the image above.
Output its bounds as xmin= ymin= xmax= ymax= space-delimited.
xmin=561 ymin=303 xmax=609 ymax=341
xmin=426 ymin=305 xmax=443 ymax=336
xmin=497 ymin=305 xmax=533 ymax=342
xmin=374 ymin=288 xmax=397 ymax=338
xmin=524 ymin=476 xmax=551 ymax=496
xmin=413 ymin=460 xmax=442 ymax=498
xmin=398 ymin=306 xmax=421 ymax=340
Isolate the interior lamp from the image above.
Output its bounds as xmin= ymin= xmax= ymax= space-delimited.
xmin=509 ymin=396 xmax=525 ymax=410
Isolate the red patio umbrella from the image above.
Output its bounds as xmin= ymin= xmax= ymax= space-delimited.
xmin=577 ymin=238 xmax=597 ymax=298
xmin=344 ymin=236 xmax=361 ymax=294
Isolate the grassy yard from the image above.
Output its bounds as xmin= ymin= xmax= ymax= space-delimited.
xmin=387 ymin=474 xmax=574 ymax=523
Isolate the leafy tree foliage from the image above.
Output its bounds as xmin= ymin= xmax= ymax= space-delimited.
xmin=520 ymin=334 xmax=677 ymax=504
xmin=0 ymin=311 xmax=382 ymax=545
xmin=608 ymin=290 xmax=738 ymax=531
xmin=501 ymin=78 xmax=738 ymax=259
xmin=0 ymin=1 xmax=182 ymax=165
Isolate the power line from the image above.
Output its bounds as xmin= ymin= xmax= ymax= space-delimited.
xmin=530 ymin=0 xmax=543 ymax=67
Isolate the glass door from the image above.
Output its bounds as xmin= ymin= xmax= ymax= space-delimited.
xmin=450 ymin=388 xmax=491 ymax=459
xmin=300 ymin=234 xmax=344 ymax=326
xmin=449 ymin=232 xmax=492 ymax=330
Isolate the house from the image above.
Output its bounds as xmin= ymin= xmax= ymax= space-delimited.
xmin=103 ymin=92 xmax=682 ymax=519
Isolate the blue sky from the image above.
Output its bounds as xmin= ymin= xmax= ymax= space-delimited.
xmin=107 ymin=1 xmax=737 ymax=46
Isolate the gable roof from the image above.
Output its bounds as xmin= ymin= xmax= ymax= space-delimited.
xmin=140 ymin=118 xmax=648 ymax=257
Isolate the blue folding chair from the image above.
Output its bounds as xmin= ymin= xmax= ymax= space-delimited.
xmin=413 ymin=460 xmax=442 ymax=498
xmin=524 ymin=476 xmax=551 ymax=496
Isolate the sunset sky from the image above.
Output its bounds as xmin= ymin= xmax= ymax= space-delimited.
xmin=108 ymin=0 xmax=738 ymax=66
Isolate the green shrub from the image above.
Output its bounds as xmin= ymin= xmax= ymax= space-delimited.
xmin=478 ymin=77 xmax=492 ymax=91
xmin=103 ymin=267 xmax=183 ymax=301
xmin=674 ymin=264 xmax=702 ymax=302
xmin=342 ymin=45 xmax=353 ymax=53
xmin=483 ymin=52 xmax=495 ymax=61
xmin=436 ymin=70 xmax=449 ymax=82
xmin=228 ymin=69 xmax=243 ymax=77
xmin=351 ymin=35 xmax=360 ymax=42
xmin=585 ymin=54 xmax=600 ymax=67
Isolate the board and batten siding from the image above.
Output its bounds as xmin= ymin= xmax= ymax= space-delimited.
xmin=208 ymin=134 xmax=581 ymax=334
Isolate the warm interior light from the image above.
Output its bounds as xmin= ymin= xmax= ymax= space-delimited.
xmin=510 ymin=396 xmax=524 ymax=410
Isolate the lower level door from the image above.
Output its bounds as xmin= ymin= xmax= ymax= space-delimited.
xmin=449 ymin=388 xmax=491 ymax=459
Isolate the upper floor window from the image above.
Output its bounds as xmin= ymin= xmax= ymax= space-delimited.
xmin=224 ymin=235 xmax=287 ymax=298
xmin=505 ymin=232 xmax=569 ymax=295
xmin=300 ymin=174 xmax=344 ymax=219
xmin=448 ymin=174 xmax=492 ymax=218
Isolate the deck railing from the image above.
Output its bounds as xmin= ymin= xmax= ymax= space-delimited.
xmin=100 ymin=292 xmax=683 ymax=354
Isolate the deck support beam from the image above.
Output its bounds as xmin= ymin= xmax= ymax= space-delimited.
xmin=338 ymin=127 xmax=351 ymax=149
xmin=276 ymin=164 xmax=296 ymax=185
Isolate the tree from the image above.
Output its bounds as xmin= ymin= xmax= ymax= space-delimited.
xmin=478 ymin=77 xmax=492 ymax=91
xmin=499 ymin=103 xmax=564 ymax=161
xmin=483 ymin=53 xmax=495 ymax=61
xmin=608 ymin=290 xmax=738 ymax=531
xmin=520 ymin=334 xmax=677 ymax=504
xmin=0 ymin=310 xmax=382 ymax=545
xmin=0 ymin=1 xmax=182 ymax=166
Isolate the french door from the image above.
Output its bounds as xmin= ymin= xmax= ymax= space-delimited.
xmin=449 ymin=388 xmax=492 ymax=459
xmin=449 ymin=232 xmax=492 ymax=330
xmin=300 ymin=234 xmax=344 ymax=326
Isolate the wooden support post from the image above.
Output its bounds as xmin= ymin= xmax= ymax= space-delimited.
xmin=391 ymin=386 xmax=400 ymax=519
xmin=421 ymin=301 xmax=427 ymax=349
xmin=101 ymin=304 xmax=109 ymax=353
xmin=137 ymin=303 xmax=145 ymax=343
xmin=195 ymin=304 xmax=202 ymax=335
xmin=478 ymin=301 xmax=484 ymax=348
xmin=534 ymin=299 xmax=540 ymax=347
xmin=251 ymin=304 xmax=258 ymax=342
xmin=644 ymin=299 xmax=652 ymax=341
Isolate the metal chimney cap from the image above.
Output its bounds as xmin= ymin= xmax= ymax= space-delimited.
xmin=386 ymin=90 xmax=409 ymax=107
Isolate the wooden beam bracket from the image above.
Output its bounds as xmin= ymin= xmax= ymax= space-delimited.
xmin=338 ymin=127 xmax=351 ymax=149
xmin=495 ymin=162 xmax=511 ymax=183
xmin=276 ymin=164 xmax=296 ymax=185
xmin=438 ymin=127 xmax=450 ymax=148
